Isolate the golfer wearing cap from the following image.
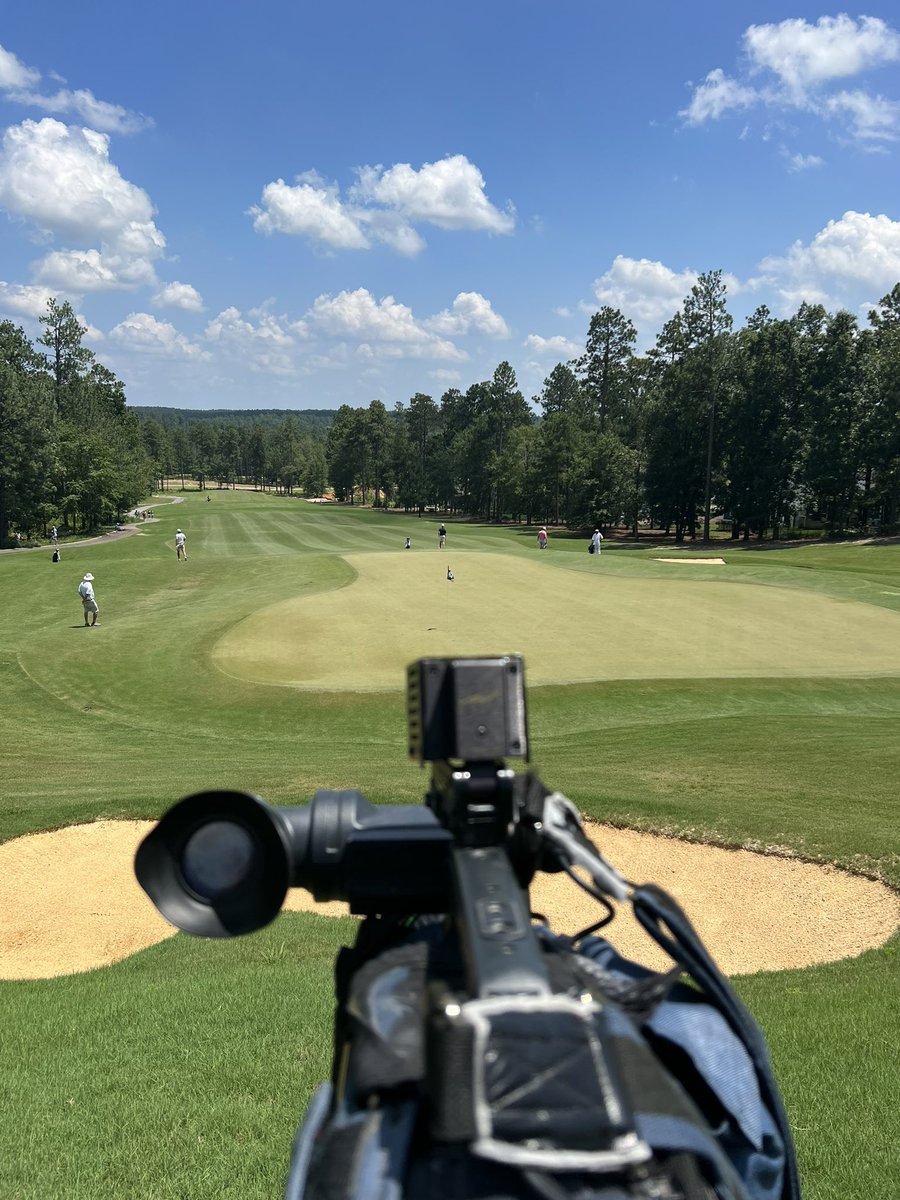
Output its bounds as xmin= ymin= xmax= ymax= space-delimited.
xmin=175 ymin=529 xmax=188 ymax=561
xmin=78 ymin=573 xmax=99 ymax=626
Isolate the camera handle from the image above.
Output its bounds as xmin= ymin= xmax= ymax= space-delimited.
xmin=451 ymin=845 xmax=551 ymax=999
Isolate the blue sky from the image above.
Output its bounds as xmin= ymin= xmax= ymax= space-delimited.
xmin=1 ymin=3 xmax=899 ymax=410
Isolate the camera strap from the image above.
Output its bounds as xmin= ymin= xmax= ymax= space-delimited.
xmin=428 ymin=993 xmax=652 ymax=1173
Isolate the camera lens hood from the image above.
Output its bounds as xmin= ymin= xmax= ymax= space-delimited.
xmin=135 ymin=790 xmax=293 ymax=937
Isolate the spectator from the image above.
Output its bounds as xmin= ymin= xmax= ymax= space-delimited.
xmin=78 ymin=573 xmax=99 ymax=626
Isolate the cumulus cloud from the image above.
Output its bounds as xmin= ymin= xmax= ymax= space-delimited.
xmin=249 ymin=171 xmax=370 ymax=249
xmin=0 ymin=120 xmax=154 ymax=240
xmin=0 ymin=42 xmax=151 ymax=134
xmin=351 ymin=155 xmax=514 ymax=233
xmin=425 ymin=292 xmax=510 ymax=337
xmin=0 ymin=280 xmax=57 ymax=320
xmin=109 ymin=312 xmax=209 ymax=359
xmin=35 ymin=245 xmax=160 ymax=292
xmin=523 ymin=333 xmax=581 ymax=357
xmin=578 ymin=211 xmax=900 ymax=341
xmin=308 ymin=288 xmax=465 ymax=360
xmin=681 ymin=15 xmax=900 ymax=144
xmin=758 ymin=210 xmax=900 ymax=308
xmin=591 ymin=256 xmax=702 ymax=324
xmin=0 ymin=118 xmax=165 ymax=291
xmin=250 ymin=154 xmax=513 ymax=255
xmin=152 ymin=281 xmax=205 ymax=312
xmin=744 ymin=14 xmax=900 ymax=93
xmin=204 ymin=305 xmax=308 ymax=375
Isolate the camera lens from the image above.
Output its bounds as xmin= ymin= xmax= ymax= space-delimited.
xmin=180 ymin=821 xmax=258 ymax=899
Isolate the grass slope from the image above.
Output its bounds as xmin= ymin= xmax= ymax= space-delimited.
xmin=1 ymin=490 xmax=898 ymax=1199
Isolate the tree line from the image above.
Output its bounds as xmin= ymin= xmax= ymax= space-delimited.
xmin=138 ymin=412 xmax=327 ymax=496
xmin=6 ymin=277 xmax=900 ymax=544
xmin=0 ymin=301 xmax=153 ymax=544
xmin=323 ymin=273 xmax=900 ymax=540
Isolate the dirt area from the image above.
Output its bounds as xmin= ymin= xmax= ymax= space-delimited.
xmin=1 ymin=820 xmax=895 ymax=981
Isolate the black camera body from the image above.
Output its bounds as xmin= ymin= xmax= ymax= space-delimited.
xmin=136 ymin=656 xmax=798 ymax=1200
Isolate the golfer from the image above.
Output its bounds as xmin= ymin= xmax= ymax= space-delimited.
xmin=537 ymin=527 xmax=548 ymax=550
xmin=438 ymin=523 xmax=446 ymax=549
xmin=175 ymin=529 xmax=188 ymax=561
xmin=591 ymin=529 xmax=603 ymax=556
xmin=78 ymin=573 xmax=99 ymax=626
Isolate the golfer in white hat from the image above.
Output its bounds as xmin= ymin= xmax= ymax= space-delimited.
xmin=77 ymin=573 xmax=99 ymax=626
xmin=175 ymin=529 xmax=188 ymax=561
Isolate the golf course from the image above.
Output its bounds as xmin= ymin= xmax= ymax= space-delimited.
xmin=1 ymin=489 xmax=898 ymax=1199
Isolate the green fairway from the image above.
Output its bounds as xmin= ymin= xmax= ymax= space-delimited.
xmin=213 ymin=549 xmax=900 ymax=689
xmin=1 ymin=489 xmax=898 ymax=1200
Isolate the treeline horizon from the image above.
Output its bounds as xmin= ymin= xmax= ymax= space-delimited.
xmin=4 ymin=275 xmax=900 ymax=543
xmin=133 ymin=271 xmax=900 ymax=540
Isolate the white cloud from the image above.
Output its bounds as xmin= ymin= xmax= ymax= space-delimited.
xmin=152 ymin=281 xmax=205 ymax=312
xmin=109 ymin=312 xmax=209 ymax=359
xmin=426 ymin=291 xmax=510 ymax=337
xmin=784 ymin=150 xmax=825 ymax=172
xmin=35 ymin=244 xmax=159 ymax=291
xmin=204 ymin=305 xmax=307 ymax=375
xmin=744 ymin=15 xmax=900 ymax=92
xmin=0 ymin=120 xmax=154 ymax=240
xmin=824 ymin=89 xmax=900 ymax=140
xmin=758 ymin=211 xmax=900 ymax=308
xmin=250 ymin=154 xmax=513 ymax=254
xmin=0 ymin=45 xmax=40 ymax=90
xmin=523 ymin=333 xmax=581 ymax=357
xmin=429 ymin=369 xmax=462 ymax=383
xmin=359 ymin=209 xmax=425 ymax=255
xmin=681 ymin=15 xmax=900 ymax=143
xmin=681 ymin=68 xmax=761 ymax=124
xmin=249 ymin=172 xmax=370 ymax=249
xmin=10 ymin=87 xmax=152 ymax=135
xmin=352 ymin=155 xmax=514 ymax=233
xmin=0 ymin=119 xmax=165 ymax=290
xmin=591 ymin=256 xmax=701 ymax=323
xmin=0 ymin=281 xmax=54 ymax=319
xmin=0 ymin=43 xmax=150 ymax=134
xmin=308 ymin=288 xmax=465 ymax=360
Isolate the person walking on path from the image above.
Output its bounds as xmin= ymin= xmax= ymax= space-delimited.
xmin=537 ymin=527 xmax=548 ymax=550
xmin=78 ymin=573 xmax=99 ymax=626
xmin=51 ymin=526 xmax=58 ymax=543
xmin=591 ymin=528 xmax=603 ymax=557
xmin=175 ymin=529 xmax=188 ymax=561
xmin=438 ymin=523 xmax=446 ymax=549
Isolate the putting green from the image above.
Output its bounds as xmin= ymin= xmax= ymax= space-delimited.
xmin=211 ymin=552 xmax=900 ymax=690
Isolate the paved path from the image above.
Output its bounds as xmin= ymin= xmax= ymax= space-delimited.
xmin=0 ymin=496 xmax=183 ymax=554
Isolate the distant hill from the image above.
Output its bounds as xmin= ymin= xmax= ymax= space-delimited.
xmin=131 ymin=406 xmax=334 ymax=437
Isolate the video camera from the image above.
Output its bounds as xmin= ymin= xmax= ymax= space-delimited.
xmin=136 ymin=656 xmax=798 ymax=1200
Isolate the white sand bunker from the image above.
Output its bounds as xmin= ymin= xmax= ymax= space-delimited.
xmin=1 ymin=821 xmax=896 ymax=980
xmin=655 ymin=558 xmax=727 ymax=565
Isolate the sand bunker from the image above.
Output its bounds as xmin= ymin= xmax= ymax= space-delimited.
xmin=1 ymin=820 xmax=896 ymax=980
xmin=655 ymin=558 xmax=727 ymax=564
